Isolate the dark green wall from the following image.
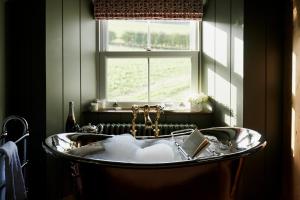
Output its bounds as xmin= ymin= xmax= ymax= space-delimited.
xmin=241 ymin=0 xmax=283 ymax=199
xmin=4 ymin=0 xmax=47 ymax=198
xmin=46 ymin=0 xmax=97 ymax=137
xmin=46 ymin=0 xmax=97 ymax=199
xmin=0 ymin=0 xmax=5 ymax=123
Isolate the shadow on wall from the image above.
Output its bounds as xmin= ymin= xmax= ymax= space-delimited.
xmin=210 ymin=98 xmax=234 ymax=127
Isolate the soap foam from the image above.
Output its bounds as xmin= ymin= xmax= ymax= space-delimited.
xmin=135 ymin=143 xmax=174 ymax=163
xmin=102 ymin=134 xmax=140 ymax=161
xmin=87 ymin=134 xmax=182 ymax=163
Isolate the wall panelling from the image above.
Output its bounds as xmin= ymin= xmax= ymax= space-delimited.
xmin=0 ymin=0 xmax=5 ymax=123
xmin=46 ymin=0 xmax=97 ymax=137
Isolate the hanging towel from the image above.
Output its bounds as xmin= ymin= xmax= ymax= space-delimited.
xmin=0 ymin=157 xmax=6 ymax=200
xmin=0 ymin=141 xmax=26 ymax=200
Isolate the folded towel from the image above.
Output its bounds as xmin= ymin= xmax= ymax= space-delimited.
xmin=0 ymin=141 xmax=26 ymax=200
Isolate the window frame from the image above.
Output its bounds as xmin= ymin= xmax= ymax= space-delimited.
xmin=97 ymin=20 xmax=201 ymax=108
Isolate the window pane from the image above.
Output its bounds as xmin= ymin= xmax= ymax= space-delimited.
xmin=150 ymin=21 xmax=195 ymax=51
xmin=107 ymin=20 xmax=148 ymax=51
xmin=149 ymin=58 xmax=192 ymax=102
xmin=106 ymin=58 xmax=148 ymax=102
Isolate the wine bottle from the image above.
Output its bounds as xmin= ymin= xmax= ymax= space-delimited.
xmin=65 ymin=101 xmax=77 ymax=132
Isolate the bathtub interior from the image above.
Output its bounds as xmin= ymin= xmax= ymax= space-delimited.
xmin=45 ymin=127 xmax=265 ymax=166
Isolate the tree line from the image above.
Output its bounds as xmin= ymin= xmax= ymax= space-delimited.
xmin=109 ymin=31 xmax=189 ymax=49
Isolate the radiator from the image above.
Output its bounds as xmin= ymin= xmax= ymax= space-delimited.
xmin=98 ymin=123 xmax=197 ymax=136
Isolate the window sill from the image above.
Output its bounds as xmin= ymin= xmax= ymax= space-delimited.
xmin=82 ymin=108 xmax=214 ymax=129
xmin=86 ymin=109 xmax=213 ymax=115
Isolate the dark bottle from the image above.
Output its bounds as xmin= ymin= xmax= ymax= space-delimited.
xmin=65 ymin=101 xmax=77 ymax=132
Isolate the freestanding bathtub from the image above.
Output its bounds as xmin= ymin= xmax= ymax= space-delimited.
xmin=44 ymin=127 xmax=266 ymax=200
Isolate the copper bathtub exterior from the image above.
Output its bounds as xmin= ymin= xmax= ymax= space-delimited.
xmin=44 ymin=127 xmax=266 ymax=200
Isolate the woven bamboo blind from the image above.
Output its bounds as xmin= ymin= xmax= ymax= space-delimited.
xmin=94 ymin=0 xmax=203 ymax=20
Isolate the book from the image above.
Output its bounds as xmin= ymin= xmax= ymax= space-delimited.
xmin=180 ymin=129 xmax=210 ymax=159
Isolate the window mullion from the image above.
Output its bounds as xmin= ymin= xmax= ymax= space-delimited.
xmin=147 ymin=57 xmax=150 ymax=102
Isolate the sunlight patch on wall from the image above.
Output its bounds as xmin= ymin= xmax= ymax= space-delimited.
xmin=291 ymin=52 xmax=296 ymax=157
xmin=215 ymin=73 xmax=230 ymax=107
xmin=292 ymin=52 xmax=297 ymax=96
xmin=207 ymin=68 xmax=215 ymax=97
xmin=293 ymin=4 xmax=298 ymax=22
xmin=292 ymin=107 xmax=296 ymax=158
xmin=203 ymin=21 xmax=215 ymax=60
xmin=224 ymin=114 xmax=231 ymax=126
xmin=215 ymin=73 xmax=231 ymax=126
xmin=203 ymin=21 xmax=229 ymax=66
xmin=231 ymin=84 xmax=237 ymax=126
xmin=234 ymin=37 xmax=244 ymax=78
xmin=215 ymin=27 xmax=228 ymax=67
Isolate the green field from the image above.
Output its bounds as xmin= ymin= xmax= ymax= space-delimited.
xmin=107 ymin=58 xmax=191 ymax=102
xmin=107 ymin=20 xmax=193 ymax=51
xmin=108 ymin=20 xmax=191 ymax=37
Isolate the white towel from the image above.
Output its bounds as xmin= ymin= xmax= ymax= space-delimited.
xmin=0 ymin=141 xmax=26 ymax=200
xmin=0 ymin=157 xmax=6 ymax=200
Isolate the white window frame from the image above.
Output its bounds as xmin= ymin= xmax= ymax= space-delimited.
xmin=97 ymin=21 xmax=201 ymax=108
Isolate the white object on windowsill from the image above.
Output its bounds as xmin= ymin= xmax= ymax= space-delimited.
xmin=190 ymin=103 xmax=203 ymax=112
xmin=90 ymin=102 xmax=99 ymax=112
xmin=190 ymin=102 xmax=213 ymax=113
xmin=96 ymin=99 xmax=106 ymax=110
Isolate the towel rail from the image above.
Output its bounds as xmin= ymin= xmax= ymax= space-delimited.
xmin=0 ymin=115 xmax=30 ymax=197
xmin=1 ymin=115 xmax=29 ymax=167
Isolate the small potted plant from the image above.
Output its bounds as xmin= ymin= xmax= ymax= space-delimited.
xmin=188 ymin=93 xmax=210 ymax=112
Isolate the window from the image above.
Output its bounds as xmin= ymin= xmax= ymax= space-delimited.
xmin=98 ymin=20 xmax=200 ymax=107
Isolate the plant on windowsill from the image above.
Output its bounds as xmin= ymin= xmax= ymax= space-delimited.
xmin=188 ymin=93 xmax=211 ymax=112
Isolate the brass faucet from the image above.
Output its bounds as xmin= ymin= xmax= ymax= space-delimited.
xmin=130 ymin=104 xmax=163 ymax=137
xmin=130 ymin=105 xmax=139 ymax=138
xmin=143 ymin=105 xmax=152 ymax=128
xmin=153 ymin=105 xmax=162 ymax=137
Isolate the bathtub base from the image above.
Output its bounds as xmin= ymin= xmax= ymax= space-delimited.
xmin=72 ymin=159 xmax=243 ymax=200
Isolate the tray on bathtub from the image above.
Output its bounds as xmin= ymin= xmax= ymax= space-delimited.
xmin=44 ymin=127 xmax=266 ymax=167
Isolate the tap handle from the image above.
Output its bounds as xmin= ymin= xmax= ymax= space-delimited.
xmin=143 ymin=105 xmax=152 ymax=127
xmin=131 ymin=105 xmax=139 ymax=137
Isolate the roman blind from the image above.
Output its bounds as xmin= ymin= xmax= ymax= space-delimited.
xmin=94 ymin=0 xmax=203 ymax=20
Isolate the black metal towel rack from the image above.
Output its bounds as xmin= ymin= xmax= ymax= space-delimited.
xmin=0 ymin=115 xmax=30 ymax=193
